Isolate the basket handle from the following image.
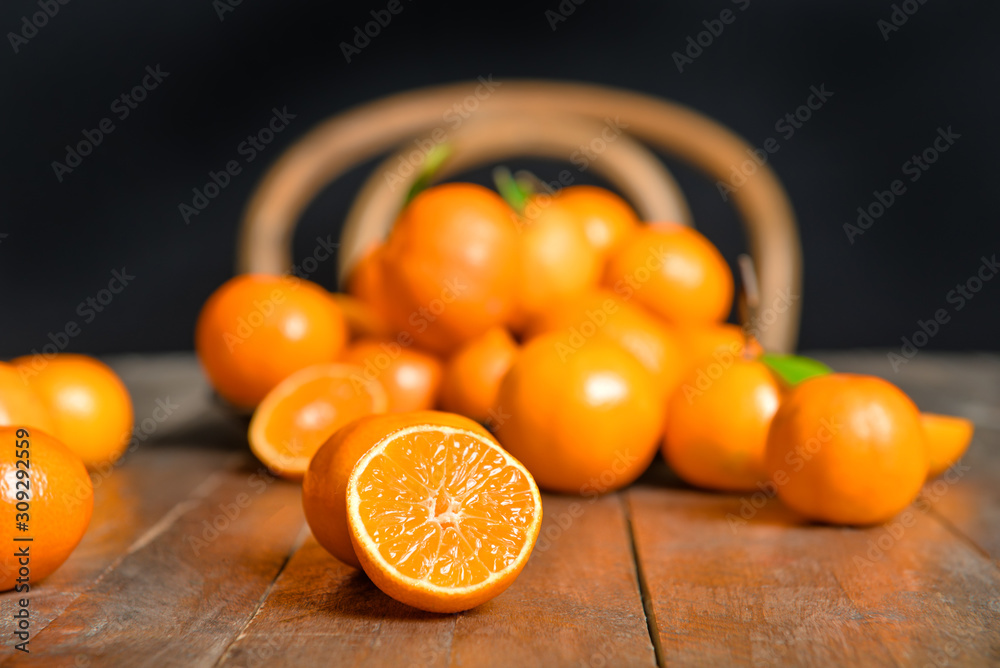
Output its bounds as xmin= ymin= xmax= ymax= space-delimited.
xmin=237 ymin=80 xmax=801 ymax=352
xmin=337 ymin=111 xmax=692 ymax=287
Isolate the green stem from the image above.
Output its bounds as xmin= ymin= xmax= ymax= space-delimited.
xmin=405 ymin=143 xmax=452 ymax=204
xmin=492 ymin=166 xmax=528 ymax=214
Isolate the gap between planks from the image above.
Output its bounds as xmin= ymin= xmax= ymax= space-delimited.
xmin=213 ymin=523 xmax=313 ymax=667
xmin=1 ymin=456 xmax=242 ymax=648
xmin=620 ymin=494 xmax=665 ymax=668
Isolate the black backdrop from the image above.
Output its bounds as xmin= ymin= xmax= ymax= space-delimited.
xmin=2 ymin=0 xmax=998 ymax=356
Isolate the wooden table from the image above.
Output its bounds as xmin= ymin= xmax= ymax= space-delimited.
xmin=1 ymin=352 xmax=998 ymax=667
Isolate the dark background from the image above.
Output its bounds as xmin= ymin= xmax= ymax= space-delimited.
xmin=2 ymin=0 xmax=998 ymax=357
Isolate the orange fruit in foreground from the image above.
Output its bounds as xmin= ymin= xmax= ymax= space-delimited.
xmin=513 ymin=194 xmax=602 ymax=326
xmin=554 ymin=185 xmax=639 ymax=258
xmin=921 ymin=413 xmax=973 ymax=478
xmin=345 ymin=411 xmax=542 ymax=612
xmin=663 ymin=358 xmax=780 ymax=492
xmin=495 ymin=334 xmax=662 ymax=494
xmin=196 ymin=274 xmax=348 ymax=410
xmin=340 ymin=340 xmax=442 ymax=413
xmin=379 ymin=183 xmax=520 ymax=355
xmin=527 ymin=290 xmax=684 ymax=399
xmin=304 ymin=411 xmax=487 ymax=569
xmin=439 ymin=327 xmax=518 ymax=424
xmin=604 ymin=223 xmax=733 ymax=326
xmin=248 ymin=363 xmax=388 ymax=479
xmin=12 ymin=355 xmax=133 ymax=468
xmin=765 ymin=374 xmax=928 ymax=525
xmin=0 ymin=426 xmax=93 ymax=590
xmin=0 ymin=362 xmax=55 ymax=434
xmin=674 ymin=323 xmax=763 ymax=374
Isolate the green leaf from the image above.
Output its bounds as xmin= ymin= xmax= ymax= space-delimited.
xmin=404 ymin=143 xmax=452 ymax=204
xmin=760 ymin=354 xmax=833 ymax=387
xmin=492 ymin=166 xmax=528 ymax=214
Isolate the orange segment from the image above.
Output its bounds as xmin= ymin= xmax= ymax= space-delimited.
xmin=347 ymin=422 xmax=542 ymax=612
xmin=249 ymin=363 xmax=388 ymax=479
xmin=921 ymin=412 xmax=974 ymax=478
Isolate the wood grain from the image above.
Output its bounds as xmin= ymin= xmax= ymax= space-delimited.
xmin=922 ymin=427 xmax=1000 ymax=562
xmin=627 ymin=460 xmax=1000 ymax=667
xmin=4 ymin=457 xmax=305 ymax=667
xmin=218 ymin=495 xmax=656 ymax=667
xmin=0 ymin=448 xmax=233 ymax=655
xmin=2 ymin=352 xmax=997 ymax=666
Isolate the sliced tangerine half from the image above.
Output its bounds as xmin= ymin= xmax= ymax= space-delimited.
xmin=347 ymin=418 xmax=542 ymax=613
xmin=921 ymin=412 xmax=974 ymax=478
xmin=248 ymin=363 xmax=388 ymax=479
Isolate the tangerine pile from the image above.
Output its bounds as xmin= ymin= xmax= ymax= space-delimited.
xmin=0 ymin=353 xmax=133 ymax=590
xmin=187 ymin=180 xmax=975 ymax=611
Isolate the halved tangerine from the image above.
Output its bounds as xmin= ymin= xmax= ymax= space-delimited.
xmin=346 ymin=416 xmax=542 ymax=613
xmin=921 ymin=412 xmax=974 ymax=478
xmin=248 ymin=363 xmax=388 ymax=479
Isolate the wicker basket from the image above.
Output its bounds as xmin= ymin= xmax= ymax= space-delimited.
xmin=236 ymin=80 xmax=801 ymax=352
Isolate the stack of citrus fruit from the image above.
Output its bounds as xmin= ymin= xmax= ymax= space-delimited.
xmin=0 ymin=352 xmax=134 ymax=590
xmin=188 ymin=178 xmax=974 ymax=611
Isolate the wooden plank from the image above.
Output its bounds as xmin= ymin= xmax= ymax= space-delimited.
xmin=627 ymin=462 xmax=1000 ymax=667
xmin=4 ymin=457 xmax=305 ymax=667
xmin=218 ymin=495 xmax=656 ymax=667
xmin=923 ymin=427 xmax=1000 ymax=562
xmin=0 ymin=448 xmax=233 ymax=652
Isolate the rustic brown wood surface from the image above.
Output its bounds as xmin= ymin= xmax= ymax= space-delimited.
xmin=0 ymin=352 xmax=997 ymax=667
